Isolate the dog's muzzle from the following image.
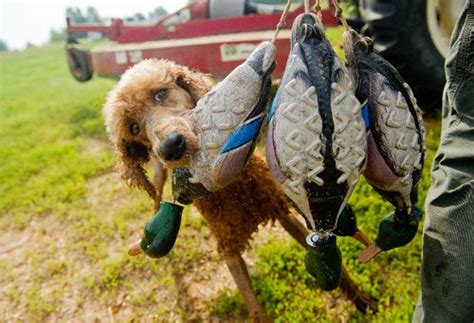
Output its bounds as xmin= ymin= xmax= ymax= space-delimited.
xmin=158 ymin=132 xmax=187 ymax=161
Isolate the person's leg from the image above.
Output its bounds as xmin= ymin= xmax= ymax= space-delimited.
xmin=413 ymin=1 xmax=474 ymax=322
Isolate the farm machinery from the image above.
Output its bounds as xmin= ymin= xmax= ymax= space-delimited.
xmin=66 ymin=0 xmax=338 ymax=82
xmin=66 ymin=0 xmax=463 ymax=100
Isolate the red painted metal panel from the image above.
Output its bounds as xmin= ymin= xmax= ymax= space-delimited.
xmin=68 ymin=2 xmax=340 ymax=80
xmin=116 ymin=8 xmax=337 ymax=43
xmin=67 ymin=5 xmax=338 ymax=44
xmin=91 ymin=35 xmax=291 ymax=79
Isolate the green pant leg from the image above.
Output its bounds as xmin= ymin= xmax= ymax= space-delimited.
xmin=413 ymin=1 xmax=474 ymax=322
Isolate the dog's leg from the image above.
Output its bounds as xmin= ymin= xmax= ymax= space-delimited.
xmin=277 ymin=212 xmax=377 ymax=312
xmin=224 ymin=255 xmax=269 ymax=322
xmin=339 ymin=264 xmax=377 ymax=312
xmin=151 ymin=156 xmax=168 ymax=210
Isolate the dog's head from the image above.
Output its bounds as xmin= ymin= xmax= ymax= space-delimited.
xmin=103 ymin=59 xmax=214 ymax=200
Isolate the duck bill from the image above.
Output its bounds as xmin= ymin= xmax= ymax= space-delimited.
xmin=353 ymin=230 xmax=372 ymax=247
xmin=358 ymin=243 xmax=382 ymax=263
xmin=128 ymin=240 xmax=143 ymax=256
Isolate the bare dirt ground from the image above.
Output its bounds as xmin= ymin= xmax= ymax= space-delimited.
xmin=0 ymin=143 xmax=310 ymax=321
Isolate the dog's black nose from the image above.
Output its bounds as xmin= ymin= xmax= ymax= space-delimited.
xmin=158 ymin=132 xmax=187 ymax=161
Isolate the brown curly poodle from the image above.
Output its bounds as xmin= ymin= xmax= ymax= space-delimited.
xmin=103 ymin=59 xmax=375 ymax=320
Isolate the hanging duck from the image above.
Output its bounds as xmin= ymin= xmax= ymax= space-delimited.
xmin=266 ymin=12 xmax=367 ymax=290
xmin=188 ymin=41 xmax=275 ymax=192
xmin=340 ymin=24 xmax=426 ymax=263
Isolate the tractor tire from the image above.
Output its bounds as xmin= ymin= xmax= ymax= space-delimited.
xmin=359 ymin=0 xmax=463 ymax=107
xmin=66 ymin=45 xmax=93 ymax=82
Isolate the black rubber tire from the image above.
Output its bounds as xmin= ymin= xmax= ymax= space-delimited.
xmin=359 ymin=0 xmax=446 ymax=107
xmin=66 ymin=46 xmax=93 ymax=82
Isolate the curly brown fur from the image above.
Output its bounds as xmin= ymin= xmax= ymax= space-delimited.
xmin=195 ymin=153 xmax=290 ymax=256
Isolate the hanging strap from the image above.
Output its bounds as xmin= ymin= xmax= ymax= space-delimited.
xmin=331 ymin=0 xmax=350 ymax=31
xmin=271 ymin=0 xmax=293 ymax=44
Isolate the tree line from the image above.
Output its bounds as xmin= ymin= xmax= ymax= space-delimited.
xmin=49 ymin=6 xmax=168 ymax=44
xmin=66 ymin=6 xmax=168 ymax=24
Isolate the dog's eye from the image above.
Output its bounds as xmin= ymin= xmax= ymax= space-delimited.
xmin=154 ymin=89 xmax=167 ymax=103
xmin=129 ymin=123 xmax=140 ymax=135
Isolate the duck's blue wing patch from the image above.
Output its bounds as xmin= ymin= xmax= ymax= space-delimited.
xmin=361 ymin=100 xmax=370 ymax=130
xmin=220 ymin=115 xmax=263 ymax=154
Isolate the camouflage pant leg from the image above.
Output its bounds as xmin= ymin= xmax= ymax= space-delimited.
xmin=413 ymin=1 xmax=474 ymax=322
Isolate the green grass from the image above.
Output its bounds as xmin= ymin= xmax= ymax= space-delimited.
xmin=0 ymin=43 xmax=115 ymax=228
xmin=0 ymin=32 xmax=441 ymax=321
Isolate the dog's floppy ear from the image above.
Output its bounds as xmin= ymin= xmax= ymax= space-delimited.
xmin=102 ymin=81 xmax=159 ymax=207
xmin=175 ymin=65 xmax=215 ymax=103
xmin=116 ymin=141 xmax=158 ymax=205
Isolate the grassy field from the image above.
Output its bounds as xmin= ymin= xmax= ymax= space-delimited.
xmin=0 ymin=30 xmax=441 ymax=322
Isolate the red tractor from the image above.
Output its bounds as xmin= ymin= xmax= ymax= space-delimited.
xmin=66 ymin=1 xmax=339 ymax=82
xmin=66 ymin=0 xmax=463 ymax=102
